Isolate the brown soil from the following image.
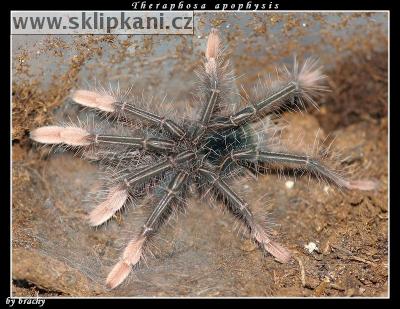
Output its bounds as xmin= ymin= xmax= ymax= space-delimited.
xmin=12 ymin=12 xmax=388 ymax=297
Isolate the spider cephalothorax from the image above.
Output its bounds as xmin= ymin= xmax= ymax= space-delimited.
xmin=30 ymin=29 xmax=375 ymax=289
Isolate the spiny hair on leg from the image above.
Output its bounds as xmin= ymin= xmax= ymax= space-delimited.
xmin=218 ymin=187 xmax=291 ymax=264
xmin=71 ymin=81 xmax=134 ymax=113
xmin=247 ymin=117 xmax=287 ymax=153
xmin=234 ymin=203 xmax=291 ymax=264
xmin=266 ymin=140 xmax=348 ymax=189
xmin=281 ymin=56 xmax=329 ymax=110
xmin=231 ymin=203 xmax=277 ymax=238
xmin=87 ymin=156 xmax=174 ymax=227
xmin=254 ymin=128 xmax=378 ymax=191
xmin=106 ymin=194 xmax=187 ymax=289
xmin=193 ymin=28 xmax=238 ymax=118
xmin=30 ymin=116 xmax=147 ymax=159
xmin=241 ymin=56 xmax=329 ymax=121
xmin=71 ymin=83 xmax=185 ymax=134
xmin=141 ymin=203 xmax=187 ymax=262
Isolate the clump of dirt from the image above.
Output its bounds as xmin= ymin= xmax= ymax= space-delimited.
xmin=13 ymin=279 xmax=64 ymax=297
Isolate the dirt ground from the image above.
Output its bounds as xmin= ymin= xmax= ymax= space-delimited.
xmin=11 ymin=13 xmax=388 ymax=297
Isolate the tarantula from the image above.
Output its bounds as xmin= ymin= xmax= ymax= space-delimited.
xmin=30 ymin=29 xmax=375 ymax=289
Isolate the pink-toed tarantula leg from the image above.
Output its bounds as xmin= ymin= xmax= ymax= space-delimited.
xmin=124 ymin=150 xmax=194 ymax=186
xmin=94 ymin=135 xmax=176 ymax=153
xmin=72 ymin=90 xmax=186 ymax=140
xmin=88 ymin=163 xmax=163 ymax=227
xmin=198 ymin=167 xmax=291 ymax=264
xmin=106 ymin=171 xmax=188 ymax=289
xmin=30 ymin=126 xmax=176 ymax=153
xmin=114 ymin=102 xmax=186 ymax=140
xmin=191 ymin=28 xmax=221 ymax=143
xmin=233 ymin=83 xmax=298 ymax=126
xmin=88 ymin=150 xmax=194 ymax=226
xmin=231 ymin=149 xmax=377 ymax=191
xmin=208 ymin=58 xmax=327 ymax=130
xmin=208 ymin=83 xmax=299 ymax=130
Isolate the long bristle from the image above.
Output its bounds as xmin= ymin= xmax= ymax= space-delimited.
xmin=297 ymin=57 xmax=327 ymax=91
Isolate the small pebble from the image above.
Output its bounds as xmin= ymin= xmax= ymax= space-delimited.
xmin=285 ymin=180 xmax=294 ymax=189
xmin=305 ymin=242 xmax=319 ymax=253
